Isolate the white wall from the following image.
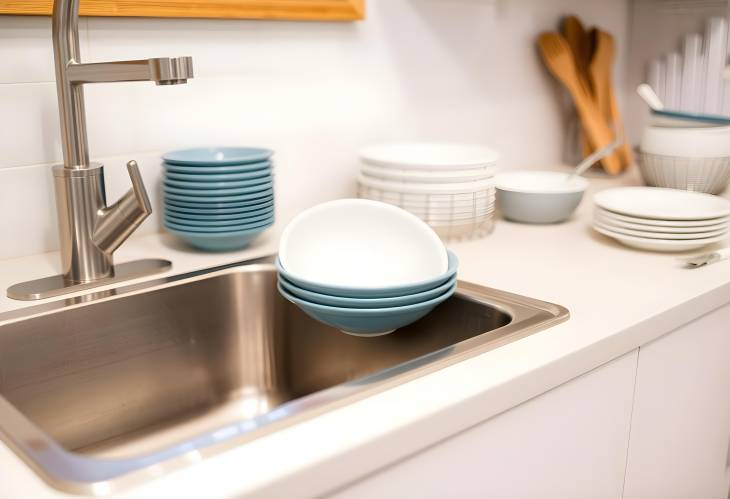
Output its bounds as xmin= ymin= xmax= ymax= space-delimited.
xmin=0 ymin=0 xmax=630 ymax=262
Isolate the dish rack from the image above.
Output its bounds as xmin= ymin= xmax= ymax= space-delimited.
xmin=357 ymin=182 xmax=496 ymax=240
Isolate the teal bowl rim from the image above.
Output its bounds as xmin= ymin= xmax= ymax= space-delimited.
xmin=277 ymin=280 xmax=456 ymax=316
xmin=276 ymin=250 xmax=458 ymax=297
xmin=165 ymin=221 xmax=273 ymax=239
xmin=165 ymin=204 xmax=274 ymax=220
xmin=163 ymin=174 xmax=273 ymax=189
xmin=163 ymin=181 xmax=273 ymax=197
xmin=279 ymin=273 xmax=457 ymax=308
xmin=164 ymin=217 xmax=274 ymax=233
xmin=164 ymin=188 xmax=274 ymax=203
xmin=165 ymin=210 xmax=273 ymax=227
xmin=165 ymin=169 xmax=272 ymax=182
xmin=164 ymin=161 xmax=272 ymax=174
xmin=162 ymin=147 xmax=273 ymax=166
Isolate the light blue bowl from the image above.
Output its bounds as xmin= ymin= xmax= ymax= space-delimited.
xmin=276 ymin=250 xmax=458 ymax=298
xmin=163 ymin=147 xmax=273 ymax=166
xmin=163 ymin=181 xmax=273 ymax=197
xmin=164 ymin=161 xmax=271 ymax=175
xmin=164 ymin=195 xmax=273 ymax=210
xmin=164 ymin=216 xmax=274 ymax=233
xmin=167 ymin=223 xmax=273 ymax=252
xmin=165 ymin=210 xmax=273 ymax=227
xmin=164 ymin=188 xmax=274 ymax=204
xmin=165 ymin=204 xmax=273 ymax=220
xmin=279 ymin=273 xmax=457 ymax=309
xmin=163 ymin=174 xmax=273 ymax=190
xmin=277 ymin=280 xmax=456 ymax=336
xmin=165 ymin=169 xmax=272 ymax=182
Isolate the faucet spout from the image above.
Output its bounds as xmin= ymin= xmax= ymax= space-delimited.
xmin=93 ymin=161 xmax=153 ymax=257
xmin=66 ymin=57 xmax=194 ymax=85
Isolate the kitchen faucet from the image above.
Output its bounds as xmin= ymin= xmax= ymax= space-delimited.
xmin=7 ymin=0 xmax=193 ymax=300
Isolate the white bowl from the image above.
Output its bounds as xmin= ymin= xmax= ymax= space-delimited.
xmin=640 ymin=126 xmax=730 ymax=158
xmin=637 ymin=151 xmax=730 ymax=194
xmin=495 ymin=171 xmax=588 ymax=224
xmin=279 ymin=199 xmax=448 ymax=289
xmin=360 ymin=142 xmax=499 ymax=170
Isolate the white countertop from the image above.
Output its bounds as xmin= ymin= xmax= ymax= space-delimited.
xmin=1 ymin=173 xmax=729 ymax=499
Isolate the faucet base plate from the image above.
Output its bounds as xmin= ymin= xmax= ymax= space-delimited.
xmin=6 ymin=259 xmax=172 ymax=301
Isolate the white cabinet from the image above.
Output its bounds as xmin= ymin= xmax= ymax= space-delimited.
xmin=623 ymin=303 xmax=730 ymax=499
xmin=327 ymin=351 xmax=638 ymax=499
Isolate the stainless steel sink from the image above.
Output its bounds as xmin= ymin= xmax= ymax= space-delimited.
xmin=0 ymin=258 xmax=568 ymax=494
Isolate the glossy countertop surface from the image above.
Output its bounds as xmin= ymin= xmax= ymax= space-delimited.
xmin=0 ymin=171 xmax=729 ymax=499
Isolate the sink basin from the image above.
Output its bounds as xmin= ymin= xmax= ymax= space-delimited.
xmin=0 ymin=258 xmax=568 ymax=494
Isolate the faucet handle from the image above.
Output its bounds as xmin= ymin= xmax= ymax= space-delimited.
xmin=93 ymin=160 xmax=153 ymax=256
xmin=127 ymin=160 xmax=152 ymax=217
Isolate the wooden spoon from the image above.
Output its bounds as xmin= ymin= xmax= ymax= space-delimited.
xmin=562 ymin=15 xmax=594 ymax=158
xmin=538 ymin=32 xmax=622 ymax=174
xmin=589 ymin=29 xmax=633 ymax=169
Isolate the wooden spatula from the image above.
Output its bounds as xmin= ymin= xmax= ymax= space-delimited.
xmin=538 ymin=32 xmax=622 ymax=174
xmin=589 ymin=29 xmax=632 ymax=169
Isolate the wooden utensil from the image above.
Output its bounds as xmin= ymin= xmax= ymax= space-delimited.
xmin=562 ymin=15 xmax=594 ymax=158
xmin=589 ymin=29 xmax=633 ymax=169
xmin=538 ymin=32 xmax=623 ymax=174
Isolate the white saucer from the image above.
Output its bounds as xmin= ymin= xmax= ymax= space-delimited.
xmin=593 ymin=224 xmax=728 ymax=252
xmin=594 ymin=187 xmax=730 ymax=221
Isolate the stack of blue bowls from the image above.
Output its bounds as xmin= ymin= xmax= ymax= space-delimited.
xmin=162 ymin=147 xmax=275 ymax=251
xmin=276 ymin=251 xmax=458 ymax=337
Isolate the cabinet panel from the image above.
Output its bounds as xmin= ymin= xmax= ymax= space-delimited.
xmin=624 ymin=303 xmax=730 ymax=499
xmin=328 ymin=351 xmax=638 ymax=499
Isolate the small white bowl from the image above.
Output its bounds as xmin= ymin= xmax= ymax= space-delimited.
xmin=641 ymin=126 xmax=730 ymax=158
xmin=279 ymin=199 xmax=448 ymax=289
xmin=495 ymin=171 xmax=588 ymax=224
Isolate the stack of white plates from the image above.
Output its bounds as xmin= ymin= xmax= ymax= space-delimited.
xmin=592 ymin=187 xmax=730 ymax=252
xmin=358 ymin=142 xmax=499 ymax=240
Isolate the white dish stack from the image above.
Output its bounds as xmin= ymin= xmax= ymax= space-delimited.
xmin=592 ymin=187 xmax=730 ymax=252
xmin=358 ymin=143 xmax=498 ymax=240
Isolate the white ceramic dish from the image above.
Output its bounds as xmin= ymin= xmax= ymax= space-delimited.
xmin=360 ymin=164 xmax=497 ymax=184
xmin=360 ymin=142 xmax=499 ymax=170
xmin=358 ymin=186 xmax=494 ymax=206
xmin=279 ymin=199 xmax=448 ymax=288
xmin=358 ymin=174 xmax=495 ymax=195
xmin=640 ymin=126 xmax=730 ymax=158
xmin=637 ymin=151 xmax=730 ymax=195
xmin=592 ymin=224 xmax=727 ymax=252
xmin=594 ymin=210 xmax=730 ymax=233
xmin=594 ymin=206 xmax=730 ymax=228
xmin=495 ymin=171 xmax=588 ymax=224
xmin=593 ymin=220 xmax=728 ymax=240
xmin=593 ymin=187 xmax=730 ymax=221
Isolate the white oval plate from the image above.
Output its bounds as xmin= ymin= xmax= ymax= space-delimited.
xmin=360 ymin=142 xmax=499 ymax=170
xmin=593 ymin=220 xmax=729 ymax=240
xmin=594 ymin=207 xmax=730 ymax=228
xmin=593 ymin=187 xmax=730 ymax=220
xmin=593 ymin=224 xmax=728 ymax=252
xmin=360 ymin=164 xmax=496 ymax=184
xmin=594 ymin=210 xmax=730 ymax=233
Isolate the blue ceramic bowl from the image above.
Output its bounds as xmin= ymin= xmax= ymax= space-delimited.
xmin=279 ymin=274 xmax=457 ymax=309
xmin=276 ymin=250 xmax=458 ymax=298
xmin=164 ymin=161 xmax=271 ymax=175
xmin=277 ymin=280 xmax=456 ymax=336
xmin=164 ymin=216 xmax=274 ymax=233
xmin=163 ymin=147 xmax=273 ymax=166
xmin=167 ymin=223 xmax=273 ymax=251
xmin=165 ymin=210 xmax=273 ymax=227
xmin=165 ymin=169 xmax=272 ymax=182
xmin=163 ymin=174 xmax=273 ymax=190
xmin=165 ymin=204 xmax=273 ymax=220
xmin=163 ymin=181 xmax=273 ymax=197
xmin=164 ymin=188 xmax=274 ymax=204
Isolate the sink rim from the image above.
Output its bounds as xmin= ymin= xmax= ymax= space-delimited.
xmin=0 ymin=257 xmax=569 ymax=495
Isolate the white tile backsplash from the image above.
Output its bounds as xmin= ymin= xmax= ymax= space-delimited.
xmin=0 ymin=0 xmax=630 ymax=261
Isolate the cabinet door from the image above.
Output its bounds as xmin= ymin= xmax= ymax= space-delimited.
xmin=327 ymin=351 xmax=638 ymax=499
xmin=624 ymin=303 xmax=730 ymax=499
